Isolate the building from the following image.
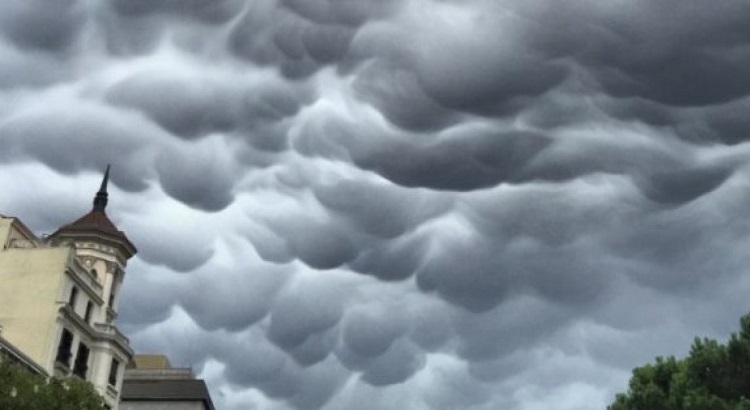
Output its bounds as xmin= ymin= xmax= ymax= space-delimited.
xmin=0 ymin=327 xmax=48 ymax=376
xmin=120 ymin=354 xmax=216 ymax=410
xmin=0 ymin=167 xmax=134 ymax=409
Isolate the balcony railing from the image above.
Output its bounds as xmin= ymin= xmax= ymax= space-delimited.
xmin=94 ymin=323 xmax=130 ymax=346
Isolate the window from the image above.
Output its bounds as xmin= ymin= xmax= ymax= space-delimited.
xmin=72 ymin=343 xmax=90 ymax=379
xmin=108 ymin=359 xmax=120 ymax=386
xmin=55 ymin=329 xmax=73 ymax=367
xmin=68 ymin=286 xmax=78 ymax=309
xmin=84 ymin=301 xmax=94 ymax=323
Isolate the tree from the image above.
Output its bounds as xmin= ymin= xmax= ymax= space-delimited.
xmin=609 ymin=313 xmax=750 ymax=410
xmin=0 ymin=359 xmax=106 ymax=410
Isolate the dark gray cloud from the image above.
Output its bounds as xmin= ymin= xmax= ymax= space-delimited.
xmin=228 ymin=3 xmax=359 ymax=78
xmin=3 ymin=1 xmax=750 ymax=410
xmin=155 ymin=138 xmax=238 ymax=212
xmin=281 ymin=0 xmax=396 ymax=27
xmin=0 ymin=44 xmax=74 ymax=89
xmin=581 ymin=1 xmax=750 ymax=106
xmin=105 ymin=73 xmax=237 ymax=139
xmin=108 ymin=0 xmax=245 ymax=23
xmin=0 ymin=0 xmax=84 ymax=52
xmin=353 ymin=62 xmax=461 ymax=132
xmin=0 ymin=103 xmax=155 ymax=191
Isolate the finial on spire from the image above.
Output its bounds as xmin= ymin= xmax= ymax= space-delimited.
xmin=93 ymin=165 xmax=110 ymax=212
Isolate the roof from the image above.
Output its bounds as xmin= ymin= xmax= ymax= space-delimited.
xmin=5 ymin=216 xmax=39 ymax=242
xmin=121 ymin=379 xmax=216 ymax=410
xmin=52 ymin=210 xmax=137 ymax=256
xmin=50 ymin=166 xmax=137 ymax=256
xmin=60 ymin=210 xmax=126 ymax=239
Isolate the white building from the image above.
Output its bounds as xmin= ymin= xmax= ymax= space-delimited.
xmin=0 ymin=167 xmax=134 ymax=409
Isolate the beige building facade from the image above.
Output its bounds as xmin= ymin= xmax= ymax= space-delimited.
xmin=0 ymin=167 xmax=135 ymax=409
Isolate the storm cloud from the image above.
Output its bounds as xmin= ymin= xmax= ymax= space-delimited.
xmin=2 ymin=1 xmax=750 ymax=409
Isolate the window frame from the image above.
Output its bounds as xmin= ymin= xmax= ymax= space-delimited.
xmin=108 ymin=358 xmax=120 ymax=386
xmin=55 ymin=328 xmax=74 ymax=368
xmin=72 ymin=343 xmax=90 ymax=379
xmin=68 ymin=286 xmax=78 ymax=309
xmin=84 ymin=301 xmax=94 ymax=323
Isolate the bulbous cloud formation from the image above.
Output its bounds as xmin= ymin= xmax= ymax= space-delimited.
xmin=2 ymin=0 xmax=750 ymax=409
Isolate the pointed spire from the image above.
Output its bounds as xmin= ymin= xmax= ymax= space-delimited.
xmin=93 ymin=165 xmax=110 ymax=212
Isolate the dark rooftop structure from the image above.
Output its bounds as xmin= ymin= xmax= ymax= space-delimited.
xmin=119 ymin=354 xmax=216 ymax=410
xmin=121 ymin=379 xmax=215 ymax=410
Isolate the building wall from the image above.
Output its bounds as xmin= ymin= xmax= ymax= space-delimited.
xmin=120 ymin=401 xmax=206 ymax=410
xmin=89 ymin=338 xmax=129 ymax=407
xmin=0 ymin=244 xmax=68 ymax=367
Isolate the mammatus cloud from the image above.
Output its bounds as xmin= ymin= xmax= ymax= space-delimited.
xmin=2 ymin=1 xmax=750 ymax=409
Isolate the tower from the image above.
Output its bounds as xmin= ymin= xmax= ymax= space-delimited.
xmin=51 ymin=165 xmax=137 ymax=323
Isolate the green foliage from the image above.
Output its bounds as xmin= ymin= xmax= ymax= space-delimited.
xmin=0 ymin=359 xmax=105 ymax=410
xmin=609 ymin=313 xmax=750 ymax=410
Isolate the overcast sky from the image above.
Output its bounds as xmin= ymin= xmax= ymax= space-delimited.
xmin=2 ymin=0 xmax=750 ymax=409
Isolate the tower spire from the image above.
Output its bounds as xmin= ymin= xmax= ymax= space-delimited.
xmin=93 ymin=165 xmax=110 ymax=212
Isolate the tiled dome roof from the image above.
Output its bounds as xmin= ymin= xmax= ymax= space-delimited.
xmin=51 ymin=166 xmax=137 ymax=256
xmin=59 ymin=209 xmax=127 ymax=239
